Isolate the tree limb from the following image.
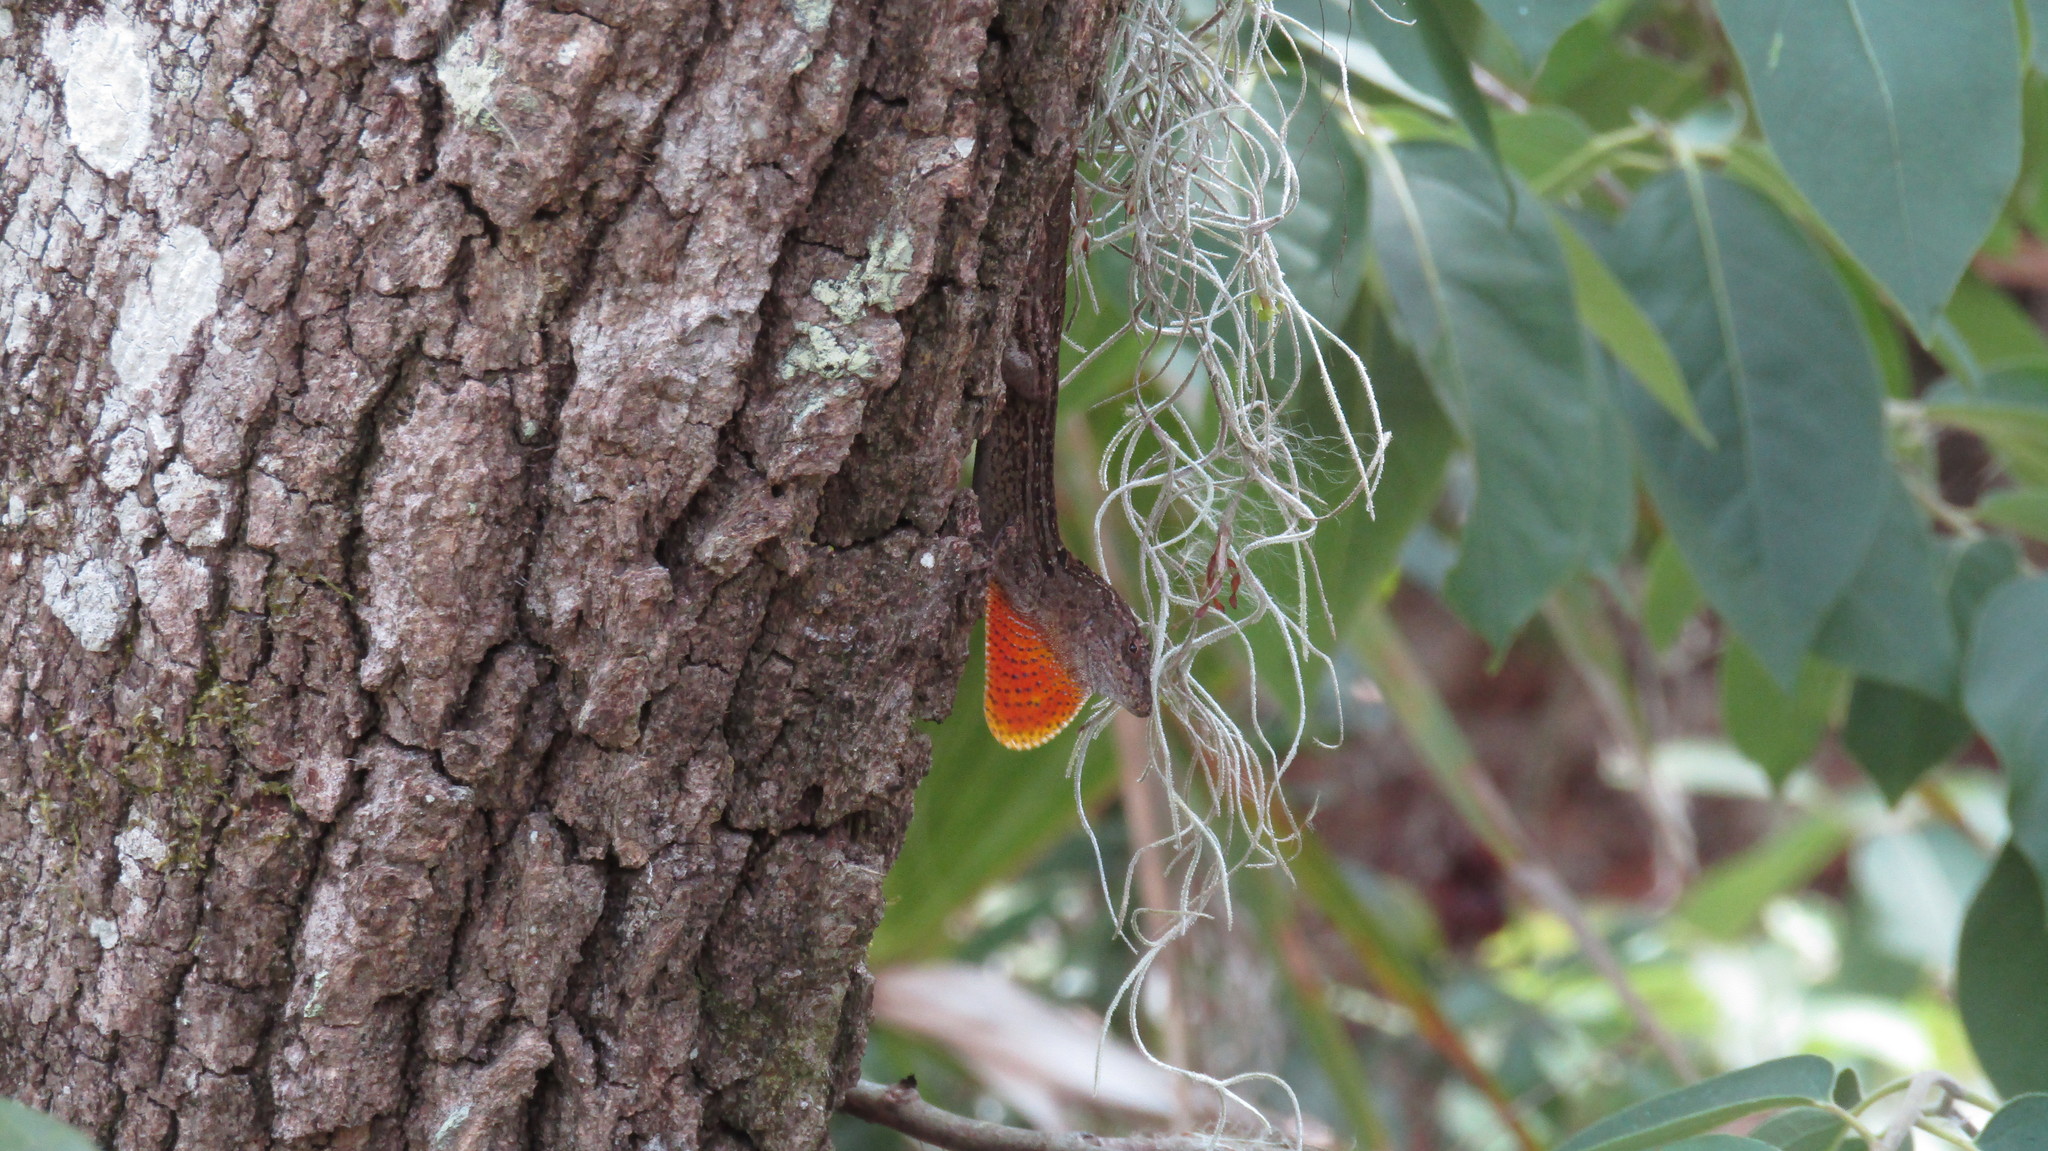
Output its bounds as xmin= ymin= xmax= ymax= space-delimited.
xmin=839 ymin=1079 xmax=1262 ymax=1151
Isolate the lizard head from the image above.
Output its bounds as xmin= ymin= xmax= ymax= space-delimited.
xmin=1054 ymin=561 xmax=1155 ymax=719
xmin=988 ymin=533 xmax=1155 ymax=725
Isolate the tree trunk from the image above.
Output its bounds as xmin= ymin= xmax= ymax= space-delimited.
xmin=0 ymin=0 xmax=1120 ymax=1145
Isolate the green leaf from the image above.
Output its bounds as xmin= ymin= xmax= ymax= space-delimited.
xmin=1589 ymin=439 xmax=1639 ymax=582
xmin=1958 ymin=848 xmax=2048 ymax=1097
xmin=1838 ymin=251 xmax=1913 ymax=400
xmin=1370 ymin=140 xmax=1614 ymax=647
xmin=871 ymin=639 xmax=1119 ymax=965
xmin=1665 ymin=1139 xmax=1784 ymax=1151
xmin=1554 ymin=1055 xmax=1836 ymax=1151
xmin=1257 ymin=71 xmax=1373 ymax=330
xmin=1811 ymin=482 xmax=1958 ymax=699
xmin=1612 ymin=170 xmax=1890 ymax=686
xmin=1831 ymin=1068 xmax=1862 ymax=1110
xmin=1496 ymin=106 xmax=1594 ymax=183
xmin=1962 ymin=575 xmax=2048 ymax=777
xmin=1949 ymin=536 xmax=2025 ymax=636
xmin=1719 ymin=641 xmax=1842 ymax=785
xmin=1962 ymin=577 xmax=2048 ymax=889
xmin=1716 ymin=0 xmax=2024 ymax=334
xmin=1583 ymin=352 xmax=1638 ymax=575
xmin=1278 ymin=0 xmax=1454 ymax=117
xmin=1752 ymin=1107 xmax=1850 ymax=1151
xmin=1472 ymin=0 xmax=1602 ymax=68
xmin=1842 ymin=680 xmax=1972 ymax=804
xmin=1553 ymin=210 xmax=1710 ymax=444
xmin=1334 ymin=306 xmax=1460 ymax=599
xmin=1978 ymin=488 xmax=2048 ymax=543
xmin=1679 ymin=815 xmax=1849 ymax=938
xmin=1980 ymin=1095 xmax=2048 ymax=1151
xmin=1330 ymin=0 xmax=1493 ymax=146
xmin=2018 ymin=71 xmax=2048 ymax=237
xmin=1537 ymin=20 xmax=1710 ymax=132
xmin=1331 ymin=0 xmax=1453 ymax=105
xmin=1937 ymin=277 xmax=2048 ymax=377
xmin=1296 ymin=0 xmax=1506 ymax=173
xmin=1643 ymin=535 xmax=1704 ymax=653
xmin=0 ymin=1099 xmax=98 ymax=1151
xmin=1718 ymin=138 xmax=1822 ymax=231
xmin=1864 ymin=535 xmax=2029 ymax=806
xmin=1403 ymin=0 xmax=1509 ymax=177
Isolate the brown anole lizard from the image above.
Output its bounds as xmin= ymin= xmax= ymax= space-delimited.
xmin=974 ymin=189 xmax=1153 ymax=750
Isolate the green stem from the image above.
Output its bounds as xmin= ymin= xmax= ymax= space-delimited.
xmin=1852 ymin=1076 xmax=1914 ymax=1114
xmin=1915 ymin=1120 xmax=1982 ymax=1151
xmin=1531 ymin=123 xmax=1658 ymax=198
xmin=1826 ymin=1104 xmax=1886 ymax=1147
xmin=1954 ymin=1087 xmax=2002 ymax=1113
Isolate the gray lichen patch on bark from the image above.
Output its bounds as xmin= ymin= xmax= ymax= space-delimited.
xmin=432 ymin=3 xmax=617 ymax=229
xmin=358 ymin=375 xmax=531 ymax=746
xmin=0 ymin=0 xmax=1129 ymax=1147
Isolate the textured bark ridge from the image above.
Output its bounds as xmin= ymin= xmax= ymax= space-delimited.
xmin=0 ymin=0 xmax=1121 ymax=1146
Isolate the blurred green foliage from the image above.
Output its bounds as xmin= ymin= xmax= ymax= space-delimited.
xmin=857 ymin=1 xmax=2048 ymax=1149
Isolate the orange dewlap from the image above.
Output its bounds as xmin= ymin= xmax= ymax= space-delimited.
xmin=984 ymin=580 xmax=1087 ymax=751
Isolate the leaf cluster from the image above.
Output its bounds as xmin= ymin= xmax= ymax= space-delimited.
xmin=879 ymin=0 xmax=2048 ymax=1141
xmin=1260 ymin=0 xmax=2048 ymax=1099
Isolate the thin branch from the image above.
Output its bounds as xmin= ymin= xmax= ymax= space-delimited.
xmin=840 ymin=1079 xmax=1264 ymax=1151
xmin=1860 ymin=1073 xmax=1993 ymax=1151
xmin=1509 ymin=863 xmax=1697 ymax=1080
xmin=1541 ymin=588 xmax=1697 ymax=906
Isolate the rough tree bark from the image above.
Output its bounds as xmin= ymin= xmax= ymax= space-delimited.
xmin=0 ymin=0 xmax=1121 ymax=1145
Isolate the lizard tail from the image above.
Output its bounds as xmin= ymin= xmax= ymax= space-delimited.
xmin=983 ymin=580 xmax=1088 ymax=751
